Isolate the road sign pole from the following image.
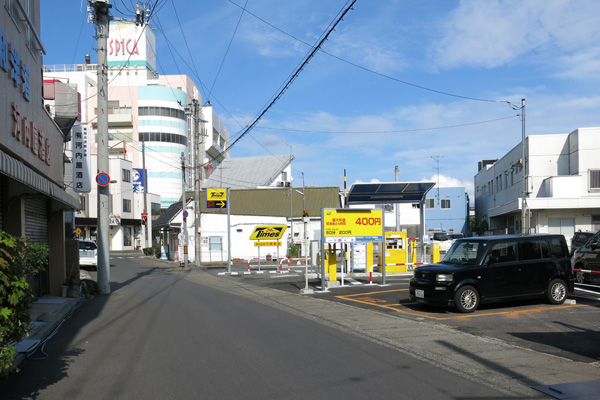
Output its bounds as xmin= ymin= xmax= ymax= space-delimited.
xmin=320 ymin=208 xmax=326 ymax=291
xmin=227 ymin=188 xmax=231 ymax=273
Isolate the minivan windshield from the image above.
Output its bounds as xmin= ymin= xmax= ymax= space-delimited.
xmin=442 ymin=240 xmax=486 ymax=266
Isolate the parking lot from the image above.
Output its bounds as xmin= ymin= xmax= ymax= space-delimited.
xmin=214 ymin=263 xmax=600 ymax=364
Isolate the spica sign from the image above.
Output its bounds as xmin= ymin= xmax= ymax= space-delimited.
xmin=323 ymin=209 xmax=383 ymax=243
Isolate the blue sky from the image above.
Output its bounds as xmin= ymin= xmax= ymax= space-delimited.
xmin=41 ymin=1 xmax=600 ymax=197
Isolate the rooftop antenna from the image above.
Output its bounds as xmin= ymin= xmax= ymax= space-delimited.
xmin=429 ymin=155 xmax=447 ymax=205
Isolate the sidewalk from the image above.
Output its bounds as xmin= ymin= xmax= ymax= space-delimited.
xmin=12 ymin=295 xmax=82 ymax=368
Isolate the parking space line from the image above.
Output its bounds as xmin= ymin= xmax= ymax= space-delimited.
xmin=335 ymin=289 xmax=589 ymax=320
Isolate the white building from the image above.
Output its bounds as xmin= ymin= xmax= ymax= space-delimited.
xmin=154 ymin=187 xmax=341 ymax=263
xmin=475 ymin=127 xmax=600 ymax=245
xmin=42 ymin=20 xmax=230 ymax=250
xmin=44 ymin=20 xmax=229 ymax=209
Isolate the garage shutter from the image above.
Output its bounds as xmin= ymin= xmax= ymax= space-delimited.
xmin=25 ymin=197 xmax=49 ymax=244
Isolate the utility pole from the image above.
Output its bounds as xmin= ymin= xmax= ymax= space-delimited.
xmin=142 ymin=141 xmax=148 ymax=247
xmin=521 ymin=98 xmax=527 ymax=234
xmin=181 ymin=152 xmax=188 ymax=268
xmin=89 ymin=0 xmax=111 ymax=294
xmin=193 ymin=100 xmax=203 ymax=267
xmin=395 ymin=165 xmax=400 ymax=231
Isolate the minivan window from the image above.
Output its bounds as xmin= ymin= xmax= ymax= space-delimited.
xmin=519 ymin=240 xmax=549 ymax=260
xmin=443 ymin=241 xmax=485 ymax=265
xmin=550 ymin=237 xmax=568 ymax=258
xmin=487 ymin=241 xmax=517 ymax=263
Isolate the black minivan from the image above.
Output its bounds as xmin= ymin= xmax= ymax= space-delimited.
xmin=409 ymin=234 xmax=574 ymax=313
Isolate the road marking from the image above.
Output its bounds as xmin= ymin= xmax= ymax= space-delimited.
xmin=335 ymin=289 xmax=589 ymax=320
xmin=344 ymin=278 xmax=363 ymax=285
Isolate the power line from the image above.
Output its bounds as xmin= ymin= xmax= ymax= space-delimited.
xmin=221 ymin=0 xmax=358 ymax=156
xmin=227 ymin=0 xmax=513 ymax=106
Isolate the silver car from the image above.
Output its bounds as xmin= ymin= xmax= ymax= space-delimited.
xmin=78 ymin=240 xmax=98 ymax=270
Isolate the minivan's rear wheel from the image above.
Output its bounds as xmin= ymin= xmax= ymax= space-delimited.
xmin=454 ymin=285 xmax=479 ymax=313
xmin=547 ymin=278 xmax=567 ymax=305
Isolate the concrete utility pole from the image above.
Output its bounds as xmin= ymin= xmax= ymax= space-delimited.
xmin=90 ymin=0 xmax=112 ymax=294
xmin=181 ymin=152 xmax=188 ymax=268
xmin=521 ymin=98 xmax=527 ymax=234
xmin=193 ymin=100 xmax=202 ymax=267
xmin=142 ymin=141 xmax=149 ymax=247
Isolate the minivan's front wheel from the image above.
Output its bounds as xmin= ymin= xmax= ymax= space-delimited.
xmin=454 ymin=285 xmax=479 ymax=313
xmin=547 ymin=279 xmax=567 ymax=305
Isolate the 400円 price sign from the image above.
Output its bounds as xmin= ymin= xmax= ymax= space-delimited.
xmin=323 ymin=209 xmax=384 ymax=243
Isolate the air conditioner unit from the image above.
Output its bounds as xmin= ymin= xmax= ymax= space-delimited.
xmin=277 ymin=181 xmax=284 ymax=187
xmin=285 ymin=182 xmax=291 ymax=187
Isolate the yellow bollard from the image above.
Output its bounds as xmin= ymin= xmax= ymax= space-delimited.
xmin=327 ymin=245 xmax=337 ymax=281
xmin=410 ymin=239 xmax=417 ymax=264
xmin=432 ymin=242 xmax=441 ymax=264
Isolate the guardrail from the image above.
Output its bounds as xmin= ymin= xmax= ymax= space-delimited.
xmin=279 ymin=257 xmax=309 ymax=272
xmin=246 ymin=257 xmax=284 ymax=272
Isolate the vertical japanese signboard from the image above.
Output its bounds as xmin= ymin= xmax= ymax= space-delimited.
xmin=72 ymin=125 xmax=91 ymax=193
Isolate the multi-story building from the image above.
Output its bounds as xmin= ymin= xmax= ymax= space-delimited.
xmin=474 ymin=127 xmax=600 ymax=247
xmin=42 ymin=19 xmax=229 ymax=249
xmin=1 ymin=0 xmax=80 ymax=296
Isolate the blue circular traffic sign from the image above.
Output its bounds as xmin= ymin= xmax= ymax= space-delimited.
xmin=96 ymin=172 xmax=110 ymax=186
xmin=183 ymin=210 xmax=189 ymax=218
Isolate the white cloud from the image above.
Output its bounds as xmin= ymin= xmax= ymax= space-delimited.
xmin=424 ymin=174 xmax=475 ymax=200
xmin=432 ymin=0 xmax=600 ymax=71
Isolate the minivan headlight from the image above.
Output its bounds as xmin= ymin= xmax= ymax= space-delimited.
xmin=436 ymin=273 xmax=453 ymax=282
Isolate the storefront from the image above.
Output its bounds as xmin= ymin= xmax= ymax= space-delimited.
xmin=1 ymin=3 xmax=79 ymax=296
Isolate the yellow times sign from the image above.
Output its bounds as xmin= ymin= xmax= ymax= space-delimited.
xmin=254 ymin=241 xmax=282 ymax=247
xmin=207 ymin=188 xmax=227 ymax=201
xmin=323 ymin=209 xmax=383 ymax=243
xmin=249 ymin=225 xmax=287 ymax=240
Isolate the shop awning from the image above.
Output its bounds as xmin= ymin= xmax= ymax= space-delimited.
xmin=0 ymin=149 xmax=80 ymax=209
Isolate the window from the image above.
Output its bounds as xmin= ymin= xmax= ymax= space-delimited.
xmin=548 ymin=217 xmax=575 ymax=239
xmin=123 ymin=227 xmax=132 ymax=247
xmin=593 ymin=215 xmax=600 ymax=231
xmin=441 ymin=199 xmax=451 ymax=209
xmin=550 ymin=237 xmax=568 ymax=258
xmin=590 ymin=169 xmax=600 ymax=191
xmin=123 ymin=199 xmax=131 ymax=213
xmin=122 ymin=169 xmax=131 ymax=182
xmin=79 ymin=196 xmax=86 ymax=212
xmin=151 ymin=202 xmax=161 ymax=216
xmin=425 ymin=198 xmax=435 ymax=209
xmin=519 ymin=240 xmax=550 ymax=260
xmin=489 ymin=242 xmax=518 ymax=263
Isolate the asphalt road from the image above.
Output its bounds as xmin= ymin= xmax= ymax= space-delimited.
xmin=216 ymin=262 xmax=600 ymax=364
xmin=1 ymin=256 xmax=516 ymax=400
